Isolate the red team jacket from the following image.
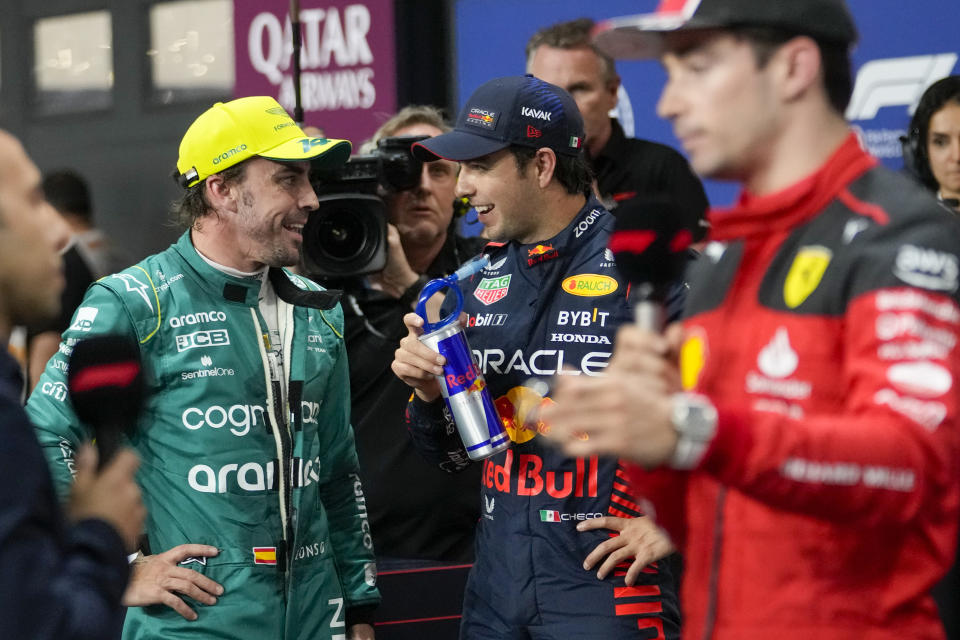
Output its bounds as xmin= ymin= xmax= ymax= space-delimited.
xmin=629 ymin=135 xmax=960 ymax=639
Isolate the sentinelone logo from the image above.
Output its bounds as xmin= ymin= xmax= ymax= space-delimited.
xmin=847 ymin=53 xmax=958 ymax=159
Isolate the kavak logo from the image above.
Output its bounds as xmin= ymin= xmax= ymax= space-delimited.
xmin=474 ymin=275 xmax=511 ymax=305
xmin=784 ymin=246 xmax=832 ymax=308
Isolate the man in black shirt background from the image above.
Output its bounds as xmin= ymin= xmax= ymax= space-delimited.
xmin=526 ymin=18 xmax=709 ymax=240
xmin=337 ymin=106 xmax=485 ymax=565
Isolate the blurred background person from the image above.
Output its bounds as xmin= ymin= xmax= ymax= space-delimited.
xmin=543 ymin=1 xmax=960 ymax=638
xmin=332 ymin=105 xmax=486 ymax=568
xmin=0 ymin=128 xmax=144 ymax=639
xmin=903 ymin=76 xmax=960 ymax=213
xmin=14 ymin=170 xmax=106 ymax=392
xmin=43 ymin=169 xmax=124 ymax=278
xmin=903 ymin=74 xmax=960 ymax=640
xmin=526 ymin=17 xmax=709 ymax=241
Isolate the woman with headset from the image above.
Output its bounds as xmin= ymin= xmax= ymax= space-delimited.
xmin=903 ymin=76 xmax=960 ymax=639
xmin=904 ymin=75 xmax=960 ymax=212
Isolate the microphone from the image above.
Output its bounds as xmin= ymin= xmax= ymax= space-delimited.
xmin=609 ymin=196 xmax=695 ymax=331
xmin=68 ymin=335 xmax=144 ymax=470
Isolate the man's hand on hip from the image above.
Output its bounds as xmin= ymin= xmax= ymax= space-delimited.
xmin=122 ymin=544 xmax=223 ymax=621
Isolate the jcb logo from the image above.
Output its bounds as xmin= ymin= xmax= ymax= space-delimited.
xmin=846 ymin=53 xmax=958 ymax=121
xmin=176 ymin=329 xmax=230 ymax=352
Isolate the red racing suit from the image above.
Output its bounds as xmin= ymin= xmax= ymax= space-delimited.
xmin=629 ymin=134 xmax=960 ymax=640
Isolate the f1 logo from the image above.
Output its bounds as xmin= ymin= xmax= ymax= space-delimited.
xmin=846 ymin=53 xmax=958 ymax=121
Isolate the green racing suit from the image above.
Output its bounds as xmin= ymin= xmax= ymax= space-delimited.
xmin=26 ymin=231 xmax=380 ymax=639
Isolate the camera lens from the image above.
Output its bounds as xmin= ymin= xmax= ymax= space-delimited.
xmin=301 ymin=194 xmax=388 ymax=278
xmin=315 ymin=210 xmax=365 ymax=261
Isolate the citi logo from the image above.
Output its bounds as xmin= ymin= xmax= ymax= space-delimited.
xmin=521 ymin=106 xmax=551 ymax=121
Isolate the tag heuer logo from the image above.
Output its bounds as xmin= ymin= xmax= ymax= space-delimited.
xmin=474 ymin=275 xmax=511 ymax=305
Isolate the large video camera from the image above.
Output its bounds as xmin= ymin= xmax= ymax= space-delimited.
xmin=301 ymin=134 xmax=428 ymax=278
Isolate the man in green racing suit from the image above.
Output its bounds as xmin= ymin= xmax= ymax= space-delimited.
xmin=26 ymin=96 xmax=380 ymax=639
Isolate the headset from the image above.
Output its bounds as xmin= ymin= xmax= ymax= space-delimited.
xmin=899 ymin=127 xmax=924 ymax=184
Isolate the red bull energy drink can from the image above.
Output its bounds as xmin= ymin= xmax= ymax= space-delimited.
xmin=415 ymin=263 xmax=509 ymax=461
xmin=419 ymin=322 xmax=509 ymax=460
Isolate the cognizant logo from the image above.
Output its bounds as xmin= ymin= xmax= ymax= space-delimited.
xmin=182 ymin=404 xmax=265 ymax=437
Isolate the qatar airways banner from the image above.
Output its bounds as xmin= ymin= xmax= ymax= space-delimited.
xmin=455 ymin=0 xmax=959 ymax=206
xmin=234 ymin=0 xmax=396 ymax=144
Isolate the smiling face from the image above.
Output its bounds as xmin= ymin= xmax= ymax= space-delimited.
xmin=386 ymin=123 xmax=458 ymax=249
xmin=528 ymin=45 xmax=619 ymax=156
xmin=927 ymin=101 xmax=960 ymax=203
xmin=229 ymin=157 xmax=319 ymax=269
xmin=455 ymin=148 xmax=545 ymax=244
xmin=657 ymin=30 xmax=781 ymax=183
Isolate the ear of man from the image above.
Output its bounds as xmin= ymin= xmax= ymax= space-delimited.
xmin=204 ymin=173 xmax=239 ymax=216
xmin=534 ymin=147 xmax=558 ymax=190
xmin=773 ymin=36 xmax=825 ymax=105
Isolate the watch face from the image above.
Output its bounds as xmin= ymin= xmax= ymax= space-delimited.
xmin=674 ymin=393 xmax=717 ymax=440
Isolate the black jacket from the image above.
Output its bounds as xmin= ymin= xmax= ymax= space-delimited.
xmin=342 ymin=231 xmax=486 ymax=562
xmin=593 ymin=118 xmax=709 ymax=241
xmin=0 ymin=347 xmax=129 ymax=639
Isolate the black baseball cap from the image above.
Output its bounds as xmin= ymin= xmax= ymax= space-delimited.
xmin=412 ymin=75 xmax=585 ymax=162
xmin=593 ymin=0 xmax=858 ymax=59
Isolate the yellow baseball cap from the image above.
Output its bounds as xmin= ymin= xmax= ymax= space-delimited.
xmin=175 ymin=96 xmax=351 ymax=188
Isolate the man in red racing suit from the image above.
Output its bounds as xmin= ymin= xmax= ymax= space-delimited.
xmin=543 ymin=1 xmax=960 ymax=639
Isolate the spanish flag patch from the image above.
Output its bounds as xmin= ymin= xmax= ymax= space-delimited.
xmin=253 ymin=547 xmax=277 ymax=565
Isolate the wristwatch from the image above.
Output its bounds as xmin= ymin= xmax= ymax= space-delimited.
xmin=669 ymin=392 xmax=718 ymax=470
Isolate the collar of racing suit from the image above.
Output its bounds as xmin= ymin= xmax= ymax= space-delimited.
xmin=707 ymin=133 xmax=879 ymax=241
xmin=174 ymin=231 xmax=340 ymax=309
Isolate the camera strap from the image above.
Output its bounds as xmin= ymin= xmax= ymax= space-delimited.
xmin=268 ymin=268 xmax=342 ymax=310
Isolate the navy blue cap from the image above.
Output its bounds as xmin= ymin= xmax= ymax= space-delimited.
xmin=413 ymin=75 xmax=586 ymax=162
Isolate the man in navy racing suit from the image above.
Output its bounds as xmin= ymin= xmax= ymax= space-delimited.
xmin=390 ymin=75 xmax=681 ymax=640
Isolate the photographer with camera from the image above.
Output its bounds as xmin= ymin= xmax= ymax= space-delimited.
xmin=306 ymin=105 xmax=485 ymax=567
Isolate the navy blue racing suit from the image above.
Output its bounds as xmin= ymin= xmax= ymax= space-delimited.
xmin=405 ymin=198 xmax=681 ymax=640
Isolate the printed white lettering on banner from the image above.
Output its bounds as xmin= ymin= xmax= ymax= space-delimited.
xmin=278 ymin=69 xmax=376 ymax=112
xmin=249 ymin=7 xmax=373 ymax=84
